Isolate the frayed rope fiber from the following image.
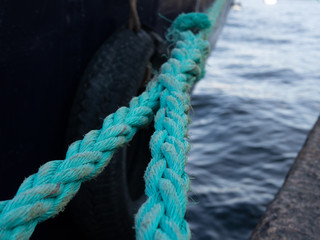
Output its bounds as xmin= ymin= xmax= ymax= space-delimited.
xmin=0 ymin=0 xmax=227 ymax=239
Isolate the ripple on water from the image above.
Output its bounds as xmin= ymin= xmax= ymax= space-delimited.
xmin=186 ymin=0 xmax=320 ymax=239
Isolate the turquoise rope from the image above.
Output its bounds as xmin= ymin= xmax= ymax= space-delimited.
xmin=134 ymin=27 xmax=210 ymax=240
xmin=0 ymin=0 xmax=227 ymax=239
xmin=135 ymin=1 xmax=228 ymax=239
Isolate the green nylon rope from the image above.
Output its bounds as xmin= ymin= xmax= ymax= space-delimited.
xmin=0 ymin=0 xmax=227 ymax=239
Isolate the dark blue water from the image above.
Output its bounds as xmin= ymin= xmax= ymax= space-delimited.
xmin=186 ymin=1 xmax=320 ymax=239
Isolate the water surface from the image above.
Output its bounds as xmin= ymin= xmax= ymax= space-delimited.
xmin=186 ymin=1 xmax=320 ymax=239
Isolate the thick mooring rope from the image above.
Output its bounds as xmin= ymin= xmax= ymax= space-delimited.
xmin=0 ymin=1 xmax=227 ymax=239
xmin=134 ymin=29 xmax=210 ymax=240
xmin=135 ymin=1 xmax=228 ymax=238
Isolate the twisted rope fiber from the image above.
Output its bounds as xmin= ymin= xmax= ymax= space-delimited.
xmin=135 ymin=1 xmax=228 ymax=239
xmin=135 ymin=31 xmax=209 ymax=240
xmin=0 ymin=84 xmax=161 ymax=239
xmin=0 ymin=0 xmax=226 ymax=239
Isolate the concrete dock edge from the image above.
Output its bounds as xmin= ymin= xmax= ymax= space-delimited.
xmin=250 ymin=115 xmax=320 ymax=240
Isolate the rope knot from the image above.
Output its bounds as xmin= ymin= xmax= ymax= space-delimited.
xmin=173 ymin=13 xmax=211 ymax=33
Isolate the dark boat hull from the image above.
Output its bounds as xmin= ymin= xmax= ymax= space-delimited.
xmin=0 ymin=0 xmax=232 ymax=200
xmin=0 ymin=0 xmax=233 ymax=239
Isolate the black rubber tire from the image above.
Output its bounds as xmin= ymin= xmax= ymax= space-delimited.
xmin=64 ymin=28 xmax=154 ymax=240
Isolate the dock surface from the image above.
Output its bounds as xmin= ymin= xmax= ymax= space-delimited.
xmin=250 ymin=116 xmax=320 ymax=239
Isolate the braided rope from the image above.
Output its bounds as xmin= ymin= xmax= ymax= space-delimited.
xmin=135 ymin=21 xmax=210 ymax=240
xmin=0 ymin=0 xmax=227 ymax=239
xmin=135 ymin=1 xmax=228 ymax=239
xmin=0 ymin=82 xmax=161 ymax=239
